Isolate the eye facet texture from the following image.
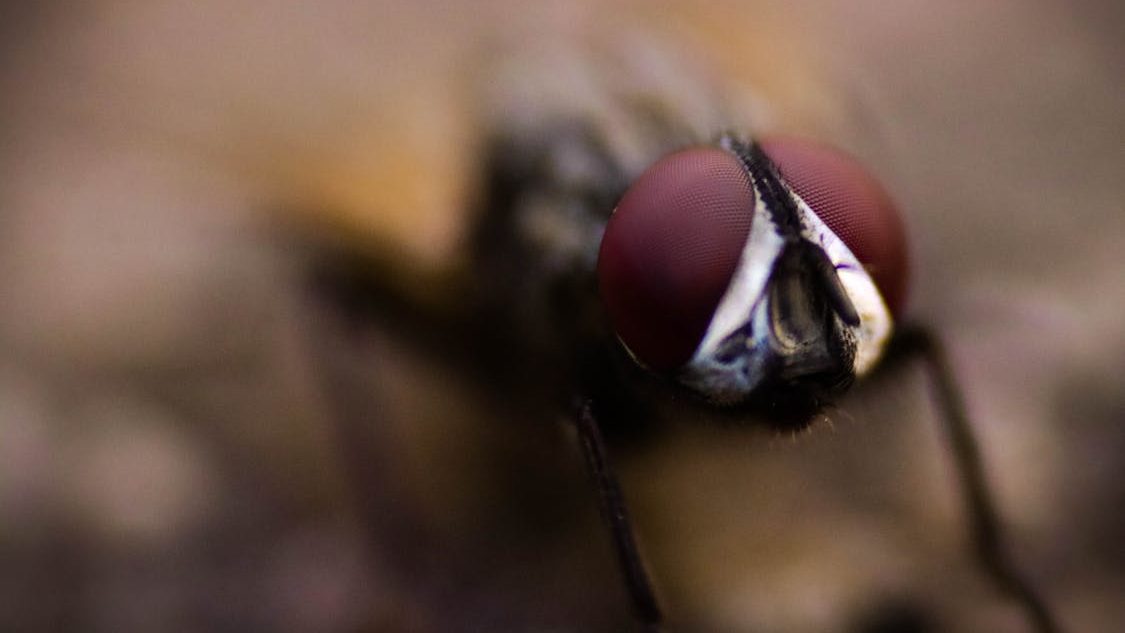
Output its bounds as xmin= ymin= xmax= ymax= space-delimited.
xmin=597 ymin=148 xmax=755 ymax=370
xmin=760 ymin=137 xmax=910 ymax=316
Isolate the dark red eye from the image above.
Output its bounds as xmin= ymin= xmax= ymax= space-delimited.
xmin=597 ymin=148 xmax=755 ymax=370
xmin=597 ymin=139 xmax=909 ymax=371
xmin=759 ymin=137 xmax=910 ymax=316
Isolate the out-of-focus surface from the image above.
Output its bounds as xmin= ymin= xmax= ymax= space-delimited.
xmin=2 ymin=1 xmax=1123 ymax=632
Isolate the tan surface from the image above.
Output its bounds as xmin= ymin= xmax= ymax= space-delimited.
xmin=2 ymin=1 xmax=1123 ymax=631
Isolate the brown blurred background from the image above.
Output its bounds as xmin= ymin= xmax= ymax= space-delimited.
xmin=1 ymin=1 xmax=1123 ymax=632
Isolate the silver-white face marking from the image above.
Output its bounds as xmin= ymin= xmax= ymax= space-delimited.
xmin=796 ymin=194 xmax=893 ymax=376
xmin=679 ymin=148 xmax=893 ymax=404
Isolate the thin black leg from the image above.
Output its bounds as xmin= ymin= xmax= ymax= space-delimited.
xmin=573 ymin=399 xmax=664 ymax=632
xmin=889 ymin=326 xmax=1061 ymax=633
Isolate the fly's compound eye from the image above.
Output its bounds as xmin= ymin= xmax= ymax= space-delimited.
xmin=597 ymin=148 xmax=755 ymax=371
xmin=759 ymin=137 xmax=910 ymax=317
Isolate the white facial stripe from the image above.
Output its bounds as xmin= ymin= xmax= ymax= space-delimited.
xmin=679 ymin=181 xmax=891 ymax=395
xmin=793 ymin=195 xmax=893 ymax=376
xmin=679 ymin=182 xmax=784 ymax=404
xmin=690 ymin=190 xmax=785 ymax=362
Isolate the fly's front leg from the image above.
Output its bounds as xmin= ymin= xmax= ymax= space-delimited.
xmin=471 ymin=119 xmax=673 ymax=632
xmin=885 ymin=325 xmax=1061 ymax=633
xmin=470 ymin=45 xmax=727 ymax=630
xmin=572 ymin=398 xmax=664 ymax=632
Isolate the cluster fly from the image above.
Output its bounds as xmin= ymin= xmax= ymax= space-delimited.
xmin=305 ymin=34 xmax=1059 ymax=633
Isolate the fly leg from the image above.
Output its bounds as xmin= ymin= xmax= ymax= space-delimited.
xmin=886 ymin=325 xmax=1061 ymax=633
xmin=572 ymin=398 xmax=664 ymax=632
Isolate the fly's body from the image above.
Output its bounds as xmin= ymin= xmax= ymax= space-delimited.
xmin=474 ymin=135 xmax=898 ymax=426
xmin=465 ymin=37 xmax=913 ymax=430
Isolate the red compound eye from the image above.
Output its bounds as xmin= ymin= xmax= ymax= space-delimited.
xmin=759 ymin=137 xmax=910 ymax=317
xmin=597 ymin=139 xmax=910 ymax=371
xmin=597 ymin=147 xmax=755 ymax=370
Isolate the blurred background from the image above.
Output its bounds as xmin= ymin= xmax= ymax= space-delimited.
xmin=1 ymin=1 xmax=1123 ymax=632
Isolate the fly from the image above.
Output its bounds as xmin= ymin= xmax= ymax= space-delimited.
xmin=305 ymin=40 xmax=1060 ymax=633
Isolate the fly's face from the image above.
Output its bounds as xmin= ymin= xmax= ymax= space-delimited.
xmin=597 ymin=134 xmax=908 ymax=422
